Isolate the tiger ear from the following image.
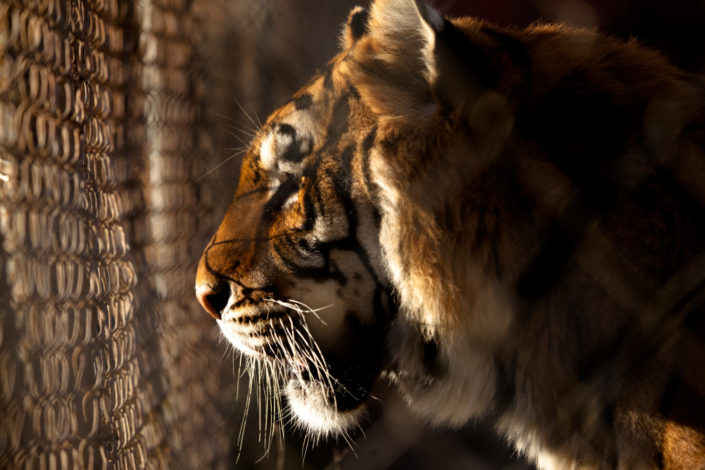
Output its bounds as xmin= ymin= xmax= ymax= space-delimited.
xmin=344 ymin=0 xmax=444 ymax=118
xmin=345 ymin=0 xmax=499 ymax=121
xmin=340 ymin=6 xmax=370 ymax=50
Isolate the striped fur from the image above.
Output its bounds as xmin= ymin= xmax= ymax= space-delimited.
xmin=195 ymin=0 xmax=705 ymax=467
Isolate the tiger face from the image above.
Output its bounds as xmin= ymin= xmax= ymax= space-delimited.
xmin=197 ymin=0 xmax=705 ymax=467
xmin=194 ymin=24 xmax=391 ymax=435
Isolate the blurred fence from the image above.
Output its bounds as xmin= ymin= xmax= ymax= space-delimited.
xmin=0 ymin=0 xmax=236 ymax=467
xmin=0 ymin=0 xmax=703 ymax=469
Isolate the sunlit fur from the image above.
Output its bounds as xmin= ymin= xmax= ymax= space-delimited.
xmin=196 ymin=0 xmax=705 ymax=468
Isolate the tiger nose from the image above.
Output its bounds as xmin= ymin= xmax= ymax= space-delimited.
xmin=195 ymin=282 xmax=231 ymax=320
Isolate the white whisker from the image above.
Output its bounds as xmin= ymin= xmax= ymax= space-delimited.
xmin=234 ymin=98 xmax=263 ymax=132
xmin=197 ymin=147 xmax=248 ymax=181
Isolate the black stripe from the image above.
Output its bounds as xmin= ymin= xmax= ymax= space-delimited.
xmin=292 ymin=93 xmax=313 ymax=110
xmin=332 ymin=143 xmax=386 ymax=288
xmin=348 ymin=85 xmax=361 ymax=100
xmin=361 ymin=126 xmax=382 ymax=224
xmin=277 ymin=123 xmax=296 ymax=138
xmin=263 ymin=177 xmax=299 ymax=217
xmin=307 ymin=171 xmax=327 ymax=219
xmin=322 ymin=95 xmax=350 ymax=149
xmin=300 ymin=178 xmax=317 ymax=231
xmin=272 ymin=238 xmax=348 ymax=284
xmin=323 ymin=66 xmax=334 ymax=91
xmin=362 ymin=125 xmax=377 ymax=154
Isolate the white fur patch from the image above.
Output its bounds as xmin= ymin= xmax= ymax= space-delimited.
xmin=258 ymin=110 xmax=321 ymax=183
xmin=217 ymin=318 xmax=267 ymax=357
xmin=259 ymin=132 xmax=277 ymax=171
xmin=388 ymin=320 xmax=498 ymax=427
xmin=286 ymin=379 xmax=364 ymax=436
xmin=282 ymin=190 xmax=300 ymax=209
xmin=274 ymin=130 xmax=294 ymax=155
xmin=370 ymin=0 xmax=441 ymax=40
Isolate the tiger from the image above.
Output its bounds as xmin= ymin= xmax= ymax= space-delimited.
xmin=194 ymin=0 xmax=705 ymax=468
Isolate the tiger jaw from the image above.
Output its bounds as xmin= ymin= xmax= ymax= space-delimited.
xmin=217 ymin=301 xmax=385 ymax=435
xmin=285 ymin=352 xmax=381 ymax=435
xmin=285 ymin=378 xmax=366 ymax=436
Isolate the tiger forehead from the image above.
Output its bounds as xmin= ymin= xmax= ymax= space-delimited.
xmin=263 ymin=77 xmax=324 ymax=128
xmin=271 ymin=55 xmax=351 ymax=119
xmin=257 ymin=60 xmax=358 ymax=173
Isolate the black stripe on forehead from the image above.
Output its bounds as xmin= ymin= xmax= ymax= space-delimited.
xmin=278 ymin=123 xmax=296 ymax=138
xmin=348 ymin=85 xmax=360 ymax=100
xmin=360 ymin=126 xmax=379 ymax=214
xmin=277 ymin=124 xmax=312 ymax=163
xmin=292 ymin=93 xmax=313 ymax=110
xmin=323 ymin=66 xmax=334 ymax=91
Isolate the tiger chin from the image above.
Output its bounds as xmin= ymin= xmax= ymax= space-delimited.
xmin=196 ymin=0 xmax=705 ymax=468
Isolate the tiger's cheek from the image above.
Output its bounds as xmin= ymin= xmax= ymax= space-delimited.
xmin=283 ymin=249 xmax=380 ymax=349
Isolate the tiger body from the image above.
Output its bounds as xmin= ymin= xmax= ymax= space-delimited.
xmin=195 ymin=0 xmax=705 ymax=468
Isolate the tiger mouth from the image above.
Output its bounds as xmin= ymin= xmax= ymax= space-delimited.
xmin=219 ymin=303 xmax=385 ymax=421
xmin=286 ymin=355 xmax=377 ymax=412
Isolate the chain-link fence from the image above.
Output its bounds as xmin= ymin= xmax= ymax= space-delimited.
xmin=0 ymin=0 xmax=238 ymax=467
xmin=1 ymin=0 xmax=703 ymax=469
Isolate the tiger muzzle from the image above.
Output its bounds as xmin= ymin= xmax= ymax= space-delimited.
xmin=195 ymin=279 xmax=279 ymax=320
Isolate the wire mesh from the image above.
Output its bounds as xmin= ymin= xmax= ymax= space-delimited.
xmin=0 ymin=0 xmax=234 ymax=467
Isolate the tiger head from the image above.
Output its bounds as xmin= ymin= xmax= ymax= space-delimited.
xmin=194 ymin=47 xmax=388 ymax=434
xmin=196 ymin=0 xmax=520 ymax=437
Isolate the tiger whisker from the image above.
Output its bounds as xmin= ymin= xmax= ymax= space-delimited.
xmin=197 ymin=147 xmax=248 ymax=181
xmin=265 ymin=297 xmax=333 ymax=326
xmin=234 ymin=98 xmax=264 ymax=132
xmin=216 ymin=123 xmax=252 ymax=147
xmin=213 ymin=111 xmax=259 ymax=138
